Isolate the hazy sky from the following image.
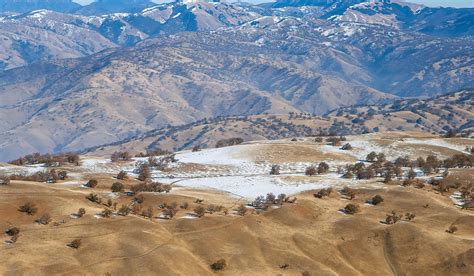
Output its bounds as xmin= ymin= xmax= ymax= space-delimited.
xmin=73 ymin=0 xmax=474 ymax=8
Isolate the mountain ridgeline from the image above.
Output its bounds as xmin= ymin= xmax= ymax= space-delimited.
xmin=0 ymin=0 xmax=472 ymax=161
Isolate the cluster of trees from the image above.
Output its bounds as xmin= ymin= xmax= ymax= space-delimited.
xmin=9 ymin=153 xmax=80 ymax=166
xmin=110 ymin=151 xmax=132 ymax=162
xmin=147 ymin=154 xmax=176 ymax=171
xmin=384 ymin=211 xmax=416 ymax=224
xmin=251 ymin=193 xmax=296 ymax=211
xmin=130 ymin=182 xmax=172 ymax=194
xmin=135 ymin=148 xmax=172 ymax=157
xmin=215 ymin=137 xmax=244 ymax=148
xmin=305 ymin=162 xmax=330 ymax=176
xmin=9 ymin=169 xmax=68 ymax=183
xmin=339 ymin=152 xmax=473 ymax=183
xmin=326 ymin=136 xmax=347 ymax=147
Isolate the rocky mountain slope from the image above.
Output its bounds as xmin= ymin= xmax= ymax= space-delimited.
xmin=84 ymin=90 xmax=473 ymax=156
xmin=0 ymin=1 xmax=473 ymax=160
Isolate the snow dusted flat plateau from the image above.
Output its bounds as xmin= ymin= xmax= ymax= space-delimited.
xmin=52 ymin=132 xmax=472 ymax=199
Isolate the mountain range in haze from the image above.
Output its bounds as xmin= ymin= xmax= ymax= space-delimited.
xmin=0 ymin=0 xmax=472 ymax=161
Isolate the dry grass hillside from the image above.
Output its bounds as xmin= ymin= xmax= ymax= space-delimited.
xmin=1 ymin=132 xmax=473 ymax=275
xmin=86 ymin=90 xmax=473 ymax=155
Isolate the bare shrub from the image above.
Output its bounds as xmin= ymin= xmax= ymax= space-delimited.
xmin=111 ymin=182 xmax=124 ymax=193
xmin=85 ymin=179 xmax=98 ymax=188
xmin=371 ymin=195 xmax=384 ymax=205
xmin=101 ymin=209 xmax=113 ymax=218
xmin=86 ymin=193 xmax=101 ymax=204
xmin=305 ymin=166 xmax=317 ymax=176
xmin=270 ymin=165 xmax=281 ymax=175
xmin=366 ymin=151 xmax=377 ymax=162
xmin=116 ymin=170 xmax=128 ymax=180
xmin=5 ymin=227 xmax=20 ymax=242
xmin=78 ymin=208 xmax=86 ymax=218
xmin=137 ymin=164 xmax=151 ymax=181
xmin=18 ymin=202 xmax=38 ymax=215
xmin=111 ymin=151 xmax=131 ymax=162
xmin=210 ymin=259 xmax=227 ymax=271
xmin=194 ymin=206 xmax=206 ymax=217
xmin=237 ymin=204 xmax=248 ymax=216
xmin=446 ymin=225 xmax=458 ymax=234
xmin=36 ymin=213 xmax=52 ymax=225
xmin=317 ymin=162 xmax=330 ymax=174
xmin=118 ymin=205 xmax=131 ymax=216
xmin=407 ymin=169 xmax=417 ymax=180
xmin=341 ymin=186 xmax=355 ymax=200
xmin=385 ymin=211 xmax=403 ymax=224
xmin=405 ymin=212 xmax=416 ymax=221
xmin=142 ymin=206 xmax=155 ymax=220
xmin=341 ymin=143 xmax=352 ymax=150
xmin=314 ymin=188 xmax=333 ymax=199
xmin=343 ymin=204 xmax=360 ymax=215
xmin=180 ymin=202 xmax=189 ymax=209
xmin=68 ymin=239 xmax=82 ymax=249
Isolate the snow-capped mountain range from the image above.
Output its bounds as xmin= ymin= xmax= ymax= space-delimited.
xmin=0 ymin=0 xmax=472 ymax=160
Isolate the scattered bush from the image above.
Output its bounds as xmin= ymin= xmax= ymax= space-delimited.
xmin=270 ymin=165 xmax=281 ymax=175
xmin=341 ymin=186 xmax=356 ymax=200
xmin=215 ymin=137 xmax=243 ymax=148
xmin=194 ymin=206 xmax=206 ymax=217
xmin=116 ymin=170 xmax=128 ymax=180
xmin=0 ymin=175 xmax=10 ymax=185
xmin=341 ymin=143 xmax=352 ymax=150
xmin=446 ymin=225 xmax=458 ymax=234
xmin=118 ymin=205 xmax=131 ymax=216
xmin=407 ymin=169 xmax=417 ymax=180
xmin=36 ymin=213 xmax=52 ymax=225
xmin=101 ymin=209 xmax=113 ymax=218
xmin=192 ymin=145 xmax=201 ymax=152
xmin=68 ymin=239 xmax=82 ymax=249
xmin=371 ymin=195 xmax=384 ymax=205
xmin=305 ymin=166 xmax=317 ymax=176
xmin=180 ymin=202 xmax=189 ymax=209
xmin=343 ymin=204 xmax=360 ymax=215
xmin=5 ymin=227 xmax=20 ymax=237
xmin=77 ymin=208 xmax=86 ymax=218
xmin=111 ymin=182 xmax=124 ymax=193
xmin=343 ymin=171 xmax=353 ymax=179
xmin=86 ymin=193 xmax=101 ymax=204
xmin=85 ymin=179 xmax=98 ymax=188
xmin=366 ymin=152 xmax=377 ymax=162
xmin=141 ymin=206 xmax=155 ymax=220
xmin=111 ymin=151 xmax=131 ymax=162
xmin=237 ymin=204 xmax=248 ymax=216
xmin=314 ymin=188 xmax=333 ymax=199
xmin=210 ymin=259 xmax=227 ymax=271
xmin=137 ymin=164 xmax=151 ymax=181
xmin=317 ymin=162 xmax=330 ymax=174
xmin=385 ymin=211 xmax=402 ymax=224
xmin=405 ymin=212 xmax=416 ymax=221
xmin=18 ymin=202 xmax=38 ymax=215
